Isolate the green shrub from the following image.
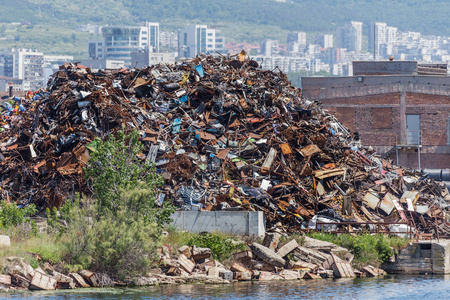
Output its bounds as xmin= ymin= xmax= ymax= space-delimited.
xmin=187 ymin=233 xmax=245 ymax=261
xmin=83 ymin=129 xmax=174 ymax=229
xmin=63 ymin=129 xmax=175 ymax=279
xmin=0 ymin=201 xmax=36 ymax=228
xmin=307 ymin=232 xmax=408 ymax=267
xmin=63 ymin=199 xmax=160 ymax=279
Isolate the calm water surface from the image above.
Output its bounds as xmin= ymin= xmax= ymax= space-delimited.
xmin=1 ymin=275 xmax=449 ymax=299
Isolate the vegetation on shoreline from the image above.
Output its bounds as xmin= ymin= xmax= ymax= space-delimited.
xmin=307 ymin=232 xmax=409 ymax=267
xmin=1 ymin=130 xmax=176 ymax=280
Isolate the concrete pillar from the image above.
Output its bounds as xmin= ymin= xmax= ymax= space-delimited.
xmin=399 ymin=91 xmax=406 ymax=145
xmin=432 ymin=241 xmax=450 ymax=274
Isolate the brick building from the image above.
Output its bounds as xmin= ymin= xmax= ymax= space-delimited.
xmin=302 ymin=61 xmax=450 ymax=169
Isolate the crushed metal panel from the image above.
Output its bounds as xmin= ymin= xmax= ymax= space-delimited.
xmin=400 ymin=191 xmax=420 ymax=205
xmin=261 ymin=148 xmax=277 ymax=174
xmin=300 ymin=144 xmax=321 ymax=157
xmin=363 ymin=189 xmax=380 ymax=210
xmin=280 ymin=143 xmax=292 ymax=155
xmin=380 ymin=193 xmax=396 ymax=215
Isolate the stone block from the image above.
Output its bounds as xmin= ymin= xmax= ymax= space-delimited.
xmin=11 ymin=274 xmax=30 ymax=289
xmin=29 ymin=271 xmax=57 ymax=290
xmin=219 ymin=270 xmax=233 ymax=280
xmin=0 ymin=235 xmax=10 ymax=248
xmin=0 ymin=274 xmax=11 ymax=286
xmin=259 ymin=271 xmax=274 ymax=281
xmin=234 ymin=271 xmax=252 ymax=281
xmin=207 ymin=266 xmax=220 ymax=278
xmin=178 ymin=254 xmax=195 ymax=274
xmin=276 ymin=239 xmax=298 ymax=258
xmin=78 ymin=270 xmax=99 ymax=287
xmin=69 ymin=273 xmax=90 ymax=288
xmin=231 ymin=250 xmax=253 ymax=260
xmin=262 ymin=233 xmax=281 ymax=250
xmin=251 ymin=243 xmax=285 ymax=267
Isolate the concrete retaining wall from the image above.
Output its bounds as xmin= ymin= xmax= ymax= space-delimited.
xmin=170 ymin=211 xmax=266 ymax=237
xmin=382 ymin=240 xmax=450 ymax=274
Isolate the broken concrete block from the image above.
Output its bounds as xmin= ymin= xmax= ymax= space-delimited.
xmin=167 ymin=267 xmax=182 ymax=276
xmin=319 ymin=270 xmax=334 ymax=278
xmin=0 ymin=235 xmax=10 ymax=248
xmin=362 ymin=265 xmax=387 ymax=277
xmin=251 ymin=242 xmax=286 ymax=268
xmin=191 ymin=246 xmax=211 ymax=262
xmin=11 ymin=274 xmax=30 ymax=289
xmin=207 ymin=266 xmax=220 ymax=278
xmin=304 ymin=272 xmax=322 ymax=279
xmin=78 ymin=270 xmax=99 ymax=287
xmin=230 ymin=262 xmax=252 ymax=275
xmin=178 ymin=254 xmax=195 ymax=274
xmin=29 ymin=271 xmax=57 ymax=290
xmin=178 ymin=245 xmax=192 ymax=258
xmin=52 ymin=271 xmax=74 ymax=283
xmin=0 ymin=274 xmax=11 ymax=287
xmin=231 ymin=250 xmax=253 ymax=260
xmin=293 ymin=246 xmax=329 ymax=265
xmin=19 ymin=262 xmax=35 ymax=281
xmin=234 ymin=271 xmax=252 ymax=281
xmin=259 ymin=271 xmax=274 ymax=281
xmin=276 ymin=239 xmax=299 ymax=258
xmin=279 ymin=269 xmax=302 ymax=280
xmin=219 ymin=270 xmax=233 ymax=280
xmin=325 ymin=254 xmax=355 ymax=278
xmin=262 ymin=233 xmax=281 ymax=250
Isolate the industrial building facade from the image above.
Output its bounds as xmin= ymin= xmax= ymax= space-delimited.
xmin=88 ymin=22 xmax=160 ymax=66
xmin=302 ymin=61 xmax=450 ymax=169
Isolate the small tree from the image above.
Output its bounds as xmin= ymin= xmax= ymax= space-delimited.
xmin=84 ymin=129 xmax=173 ymax=228
xmin=64 ymin=129 xmax=175 ymax=279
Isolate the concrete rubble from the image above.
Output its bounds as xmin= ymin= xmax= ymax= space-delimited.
xmin=0 ymin=52 xmax=448 ymax=238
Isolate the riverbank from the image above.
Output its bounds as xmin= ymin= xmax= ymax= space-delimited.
xmin=0 ymin=230 xmax=410 ymax=291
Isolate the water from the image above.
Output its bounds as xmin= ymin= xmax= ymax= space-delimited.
xmin=2 ymin=275 xmax=450 ymax=299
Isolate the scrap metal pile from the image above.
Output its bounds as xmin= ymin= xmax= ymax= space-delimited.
xmin=1 ymin=53 xmax=449 ymax=237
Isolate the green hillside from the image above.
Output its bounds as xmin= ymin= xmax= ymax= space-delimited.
xmin=0 ymin=0 xmax=449 ymax=58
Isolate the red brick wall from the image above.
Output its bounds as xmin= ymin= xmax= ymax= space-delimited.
xmin=320 ymin=92 xmax=450 ymax=169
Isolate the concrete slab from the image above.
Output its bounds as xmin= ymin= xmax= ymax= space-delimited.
xmin=171 ymin=211 xmax=265 ymax=236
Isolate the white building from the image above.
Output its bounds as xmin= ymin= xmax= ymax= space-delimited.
xmin=88 ymin=22 xmax=160 ymax=66
xmin=287 ymin=32 xmax=307 ymax=46
xmin=337 ymin=21 xmax=363 ymax=53
xmin=315 ymin=34 xmax=334 ymax=49
xmin=261 ymin=40 xmax=279 ymax=57
xmin=369 ymin=22 xmax=398 ymax=58
xmin=177 ymin=25 xmax=226 ymax=58
xmin=131 ymin=51 xmax=176 ymax=68
xmin=1 ymin=49 xmax=44 ymax=91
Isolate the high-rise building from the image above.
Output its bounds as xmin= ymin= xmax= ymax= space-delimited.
xmin=88 ymin=22 xmax=160 ymax=66
xmin=336 ymin=21 xmax=363 ymax=53
xmin=1 ymin=49 xmax=44 ymax=91
xmin=287 ymin=32 xmax=306 ymax=46
xmin=369 ymin=22 xmax=398 ymax=58
xmin=315 ymin=34 xmax=334 ymax=49
xmin=177 ymin=25 xmax=226 ymax=58
xmin=260 ymin=40 xmax=279 ymax=57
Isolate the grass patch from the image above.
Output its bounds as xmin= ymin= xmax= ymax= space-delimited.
xmin=0 ymin=234 xmax=65 ymax=271
xmin=187 ymin=232 xmax=246 ymax=261
xmin=307 ymin=232 xmax=409 ymax=267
